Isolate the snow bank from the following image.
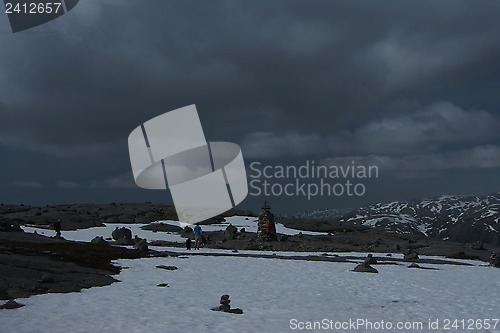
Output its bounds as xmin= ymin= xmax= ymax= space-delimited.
xmin=1 ymin=253 xmax=499 ymax=333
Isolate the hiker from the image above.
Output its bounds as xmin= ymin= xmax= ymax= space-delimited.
xmin=53 ymin=219 xmax=62 ymax=238
xmin=265 ymin=219 xmax=272 ymax=241
xmin=186 ymin=237 xmax=192 ymax=250
xmin=194 ymin=224 xmax=202 ymax=250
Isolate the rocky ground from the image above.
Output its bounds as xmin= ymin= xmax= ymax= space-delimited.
xmin=0 ymin=202 xmax=254 ymax=230
xmin=149 ymin=223 xmax=499 ymax=263
xmin=0 ymin=231 xmax=147 ymax=301
xmin=1 ymin=202 xmax=499 ymax=305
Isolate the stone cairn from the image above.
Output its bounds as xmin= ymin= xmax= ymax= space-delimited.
xmin=353 ymin=253 xmax=378 ymax=273
xmin=257 ymin=200 xmax=276 ymax=241
xmin=363 ymin=253 xmax=377 ymax=265
xmin=211 ymin=295 xmax=243 ymax=314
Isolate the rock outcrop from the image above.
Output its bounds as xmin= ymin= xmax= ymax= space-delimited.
xmin=91 ymin=236 xmax=109 ymax=246
xmin=224 ymin=224 xmax=238 ymax=240
xmin=353 ymin=263 xmax=378 ymax=273
xmin=112 ymin=227 xmax=132 ymax=242
xmin=133 ymin=239 xmax=148 ymax=251
xmin=0 ymin=300 xmax=24 ymax=309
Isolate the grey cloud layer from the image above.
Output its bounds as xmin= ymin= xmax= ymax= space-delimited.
xmin=242 ymin=102 xmax=500 ymax=156
xmin=1 ymin=0 xmax=500 ymax=205
xmin=2 ymin=1 xmax=500 ymax=154
xmin=322 ymin=145 xmax=500 ymax=179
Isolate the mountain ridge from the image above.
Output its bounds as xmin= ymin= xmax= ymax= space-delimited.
xmin=291 ymin=192 xmax=500 ymax=245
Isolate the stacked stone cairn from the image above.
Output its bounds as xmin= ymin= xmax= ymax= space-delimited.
xmin=353 ymin=253 xmax=378 ymax=273
xmin=257 ymin=200 xmax=276 ymax=241
xmin=211 ymin=295 xmax=243 ymax=314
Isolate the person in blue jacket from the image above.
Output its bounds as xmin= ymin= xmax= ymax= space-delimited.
xmin=193 ymin=224 xmax=202 ymax=250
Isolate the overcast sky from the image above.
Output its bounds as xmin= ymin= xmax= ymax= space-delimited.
xmin=1 ymin=1 xmax=500 ymax=213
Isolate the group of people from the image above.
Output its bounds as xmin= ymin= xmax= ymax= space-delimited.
xmin=186 ymin=224 xmax=203 ymax=250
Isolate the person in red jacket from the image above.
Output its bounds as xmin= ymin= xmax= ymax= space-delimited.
xmin=265 ymin=220 xmax=271 ymax=240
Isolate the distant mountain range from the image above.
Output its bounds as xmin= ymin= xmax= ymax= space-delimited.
xmin=292 ymin=193 xmax=500 ymax=245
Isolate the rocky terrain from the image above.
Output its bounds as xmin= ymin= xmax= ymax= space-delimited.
xmin=148 ymin=222 xmax=499 ymax=263
xmin=0 ymin=231 xmax=146 ymax=301
xmin=1 ymin=197 xmax=499 ymax=304
xmin=0 ymin=202 xmax=254 ymax=230
xmin=288 ymin=192 xmax=500 ymax=245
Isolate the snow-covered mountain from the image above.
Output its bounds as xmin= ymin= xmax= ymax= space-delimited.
xmin=296 ymin=193 xmax=500 ymax=245
xmin=288 ymin=207 xmax=353 ymax=220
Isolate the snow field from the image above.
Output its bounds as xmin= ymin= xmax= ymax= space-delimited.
xmin=1 ymin=253 xmax=499 ymax=333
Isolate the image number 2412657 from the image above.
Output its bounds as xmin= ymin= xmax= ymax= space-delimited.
xmin=5 ymin=2 xmax=63 ymax=14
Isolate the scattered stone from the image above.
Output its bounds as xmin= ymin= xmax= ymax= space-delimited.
xmin=156 ymin=265 xmax=178 ymax=270
xmin=232 ymin=250 xmax=238 ymax=253
xmin=134 ymin=239 xmax=148 ymax=251
xmin=91 ymin=236 xmax=109 ymax=246
xmin=224 ymin=224 xmax=238 ymax=240
xmin=353 ymin=263 xmax=378 ymax=273
xmin=404 ymin=252 xmax=419 ymax=261
xmin=407 ymin=263 xmax=439 ymax=270
xmin=157 ymin=283 xmax=169 ymax=287
xmin=0 ymin=300 xmax=24 ymax=309
xmin=386 ymin=253 xmax=392 ymax=257
xmin=240 ymin=228 xmax=246 ymax=233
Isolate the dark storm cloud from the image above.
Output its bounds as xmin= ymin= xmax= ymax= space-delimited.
xmin=242 ymin=101 xmax=500 ymax=156
xmin=2 ymin=1 xmax=500 ymax=149
xmin=322 ymin=145 xmax=500 ymax=179
xmin=1 ymin=0 xmax=500 ymax=206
